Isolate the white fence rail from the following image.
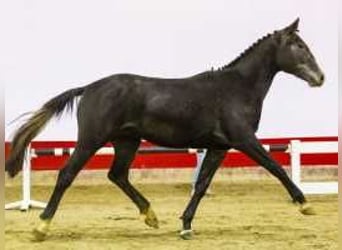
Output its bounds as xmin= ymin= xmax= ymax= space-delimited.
xmin=5 ymin=140 xmax=338 ymax=211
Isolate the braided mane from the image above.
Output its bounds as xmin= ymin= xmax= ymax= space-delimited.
xmin=220 ymin=31 xmax=276 ymax=71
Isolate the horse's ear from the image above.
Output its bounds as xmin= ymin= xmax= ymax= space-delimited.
xmin=283 ymin=18 xmax=300 ymax=34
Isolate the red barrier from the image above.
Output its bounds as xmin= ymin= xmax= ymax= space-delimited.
xmin=5 ymin=136 xmax=337 ymax=170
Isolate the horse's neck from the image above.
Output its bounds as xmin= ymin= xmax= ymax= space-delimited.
xmin=229 ymin=40 xmax=279 ymax=101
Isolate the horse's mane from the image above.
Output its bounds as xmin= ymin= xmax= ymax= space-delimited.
xmin=219 ymin=31 xmax=276 ymax=71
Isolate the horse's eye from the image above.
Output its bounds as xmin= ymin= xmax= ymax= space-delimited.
xmin=297 ymin=44 xmax=304 ymax=49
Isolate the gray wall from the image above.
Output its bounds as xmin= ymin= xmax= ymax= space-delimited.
xmin=3 ymin=0 xmax=337 ymax=140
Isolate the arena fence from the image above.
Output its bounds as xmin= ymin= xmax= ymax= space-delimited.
xmin=5 ymin=138 xmax=337 ymax=211
xmin=290 ymin=140 xmax=337 ymax=194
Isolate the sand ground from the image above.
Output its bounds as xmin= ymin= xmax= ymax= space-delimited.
xmin=4 ymin=169 xmax=338 ymax=250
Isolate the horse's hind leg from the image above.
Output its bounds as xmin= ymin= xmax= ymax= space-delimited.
xmin=107 ymin=139 xmax=158 ymax=228
xmin=33 ymin=143 xmax=100 ymax=241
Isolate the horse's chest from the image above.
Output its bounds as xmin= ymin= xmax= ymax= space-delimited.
xmin=222 ymin=101 xmax=263 ymax=133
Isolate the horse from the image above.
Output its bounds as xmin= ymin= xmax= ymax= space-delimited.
xmin=5 ymin=18 xmax=324 ymax=241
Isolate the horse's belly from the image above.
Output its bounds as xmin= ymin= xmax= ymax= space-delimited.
xmin=140 ymin=117 xmax=230 ymax=148
xmin=140 ymin=116 xmax=199 ymax=147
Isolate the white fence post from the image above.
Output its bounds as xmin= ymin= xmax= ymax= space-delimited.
xmin=290 ymin=140 xmax=338 ymax=195
xmin=191 ymin=149 xmax=207 ymax=195
xmin=21 ymin=144 xmax=31 ymax=210
xmin=5 ymin=144 xmax=47 ymax=211
xmin=290 ymin=140 xmax=301 ymax=187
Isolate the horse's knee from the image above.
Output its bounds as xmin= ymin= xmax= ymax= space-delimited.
xmin=107 ymin=170 xmax=126 ymax=184
xmin=107 ymin=171 xmax=116 ymax=183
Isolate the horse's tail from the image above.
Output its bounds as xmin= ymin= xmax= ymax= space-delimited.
xmin=6 ymin=87 xmax=85 ymax=178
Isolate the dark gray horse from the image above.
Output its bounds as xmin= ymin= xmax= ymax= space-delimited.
xmin=6 ymin=18 xmax=324 ymax=240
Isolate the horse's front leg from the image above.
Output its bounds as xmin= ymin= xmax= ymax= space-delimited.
xmin=235 ymin=132 xmax=315 ymax=215
xmin=180 ymin=149 xmax=226 ymax=240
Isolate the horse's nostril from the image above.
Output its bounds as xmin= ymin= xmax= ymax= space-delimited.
xmin=320 ymin=74 xmax=325 ymax=83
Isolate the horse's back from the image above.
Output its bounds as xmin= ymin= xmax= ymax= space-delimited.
xmin=75 ymin=73 xmax=221 ymax=146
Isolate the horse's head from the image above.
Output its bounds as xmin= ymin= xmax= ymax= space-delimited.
xmin=275 ymin=18 xmax=324 ymax=87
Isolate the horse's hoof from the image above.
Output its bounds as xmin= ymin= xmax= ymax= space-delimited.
xmin=143 ymin=207 xmax=159 ymax=229
xmin=299 ymin=203 xmax=316 ymax=215
xmin=180 ymin=229 xmax=193 ymax=240
xmin=32 ymin=228 xmax=47 ymax=242
xmin=32 ymin=218 xmax=51 ymax=241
